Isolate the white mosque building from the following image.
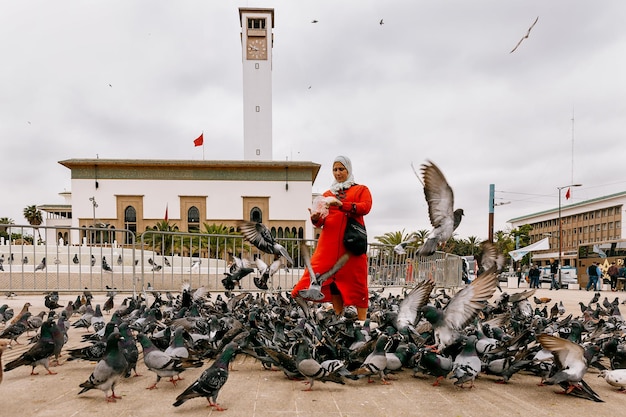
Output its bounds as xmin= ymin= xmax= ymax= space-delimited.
xmin=39 ymin=7 xmax=321 ymax=247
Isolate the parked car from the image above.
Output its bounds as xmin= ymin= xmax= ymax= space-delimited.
xmin=539 ymin=266 xmax=579 ymax=288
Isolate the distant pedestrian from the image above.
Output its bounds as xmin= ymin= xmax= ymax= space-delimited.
xmin=549 ymin=259 xmax=559 ymax=290
xmin=608 ymin=261 xmax=619 ymax=292
xmin=529 ymin=264 xmax=540 ymax=289
xmin=586 ymin=262 xmax=599 ymax=291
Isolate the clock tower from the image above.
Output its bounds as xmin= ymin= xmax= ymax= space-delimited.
xmin=239 ymin=7 xmax=274 ymax=161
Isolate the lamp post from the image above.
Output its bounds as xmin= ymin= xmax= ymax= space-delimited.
xmin=557 ymin=184 xmax=582 ymax=286
xmin=89 ymin=197 xmax=98 ymax=245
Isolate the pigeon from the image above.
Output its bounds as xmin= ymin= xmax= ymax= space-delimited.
xmin=393 ymin=233 xmax=418 ymax=255
xmin=598 ymin=369 xmax=626 ymax=392
xmin=164 ymin=257 xmax=171 ymax=267
xmin=190 ymin=259 xmax=201 ymax=273
xmin=173 ymin=342 xmax=239 ymax=410
xmin=9 ymin=302 xmax=31 ymax=326
xmin=91 ymin=304 xmax=106 ymax=333
xmin=254 ymin=255 xmax=281 ymax=290
xmin=351 ymin=334 xmax=391 ymax=384
xmin=510 ymin=16 xmax=539 ymax=53
xmin=3 ymin=319 xmax=58 ymax=375
xmin=72 ymin=254 xmax=79 ymax=264
xmin=416 ymin=161 xmax=463 ymax=256
xmin=22 ymin=256 xmax=28 ymax=265
xmin=44 ymin=292 xmax=62 ymax=310
xmin=102 ymin=256 xmax=113 ymax=272
xmin=537 ymin=333 xmax=603 ymax=402
xmin=237 ymin=220 xmax=294 ymax=266
xmin=117 ymin=254 xmax=123 ymax=266
xmin=0 ymin=304 xmax=14 ymax=325
xmin=138 ymin=333 xmax=186 ymax=389
xmin=34 ymin=257 xmax=46 ymax=271
xmin=412 ymin=347 xmax=453 ymax=386
xmin=293 ymin=338 xmax=350 ymax=391
xmin=379 ymin=19 xmax=384 ymax=25
xmin=118 ymin=323 xmax=140 ymax=378
xmin=78 ymin=332 xmax=128 ymax=402
xmin=421 ymin=266 xmax=499 ymax=354
xmin=449 ymin=335 xmax=481 ymax=388
xmin=0 ymin=312 xmax=32 ymax=344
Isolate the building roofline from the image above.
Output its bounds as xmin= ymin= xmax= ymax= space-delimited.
xmin=58 ymin=159 xmax=322 ymax=182
xmin=507 ymin=190 xmax=626 ymax=223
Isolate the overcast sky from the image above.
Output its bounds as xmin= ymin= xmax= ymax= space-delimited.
xmin=2 ymin=1 xmax=626 ymax=243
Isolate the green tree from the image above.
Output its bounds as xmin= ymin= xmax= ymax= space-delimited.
xmin=0 ymin=217 xmax=15 ymax=240
xmin=141 ymin=220 xmax=180 ymax=255
xmin=23 ymin=205 xmax=43 ymax=244
xmin=201 ymin=223 xmax=243 ymax=259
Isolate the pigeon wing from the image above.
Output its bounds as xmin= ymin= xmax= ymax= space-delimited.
xmin=443 ymin=267 xmax=498 ymax=331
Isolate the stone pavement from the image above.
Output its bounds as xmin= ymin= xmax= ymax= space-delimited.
xmin=1 ymin=287 xmax=625 ymax=417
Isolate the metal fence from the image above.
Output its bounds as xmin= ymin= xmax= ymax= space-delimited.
xmin=0 ymin=224 xmax=463 ymax=293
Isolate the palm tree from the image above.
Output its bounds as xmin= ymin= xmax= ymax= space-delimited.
xmin=0 ymin=217 xmax=14 ymax=242
xmin=200 ymin=223 xmax=243 ymax=259
xmin=141 ymin=220 xmax=180 ymax=255
xmin=23 ymin=205 xmax=43 ymax=244
xmin=465 ymin=235 xmax=480 ymax=256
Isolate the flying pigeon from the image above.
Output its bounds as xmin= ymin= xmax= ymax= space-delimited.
xmin=537 ymin=333 xmax=603 ymax=402
xmin=393 ymin=233 xmax=418 ymax=255
xmin=416 ymin=161 xmax=463 ymax=257
xmin=173 ymin=342 xmax=239 ymax=410
xmin=78 ymin=332 xmax=128 ymax=402
xmin=237 ymin=220 xmax=294 ymax=266
xmin=421 ymin=266 xmax=499 ymax=354
xmin=510 ymin=16 xmax=539 ymax=53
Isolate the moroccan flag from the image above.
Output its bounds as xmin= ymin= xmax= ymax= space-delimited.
xmin=193 ymin=133 xmax=204 ymax=147
xmin=164 ymin=204 xmax=169 ymax=222
xmin=565 ymin=187 xmax=571 ymax=200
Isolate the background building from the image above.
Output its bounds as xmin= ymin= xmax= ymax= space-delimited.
xmin=508 ymin=191 xmax=626 ymax=278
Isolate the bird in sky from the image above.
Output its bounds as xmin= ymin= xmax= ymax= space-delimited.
xmin=311 ymin=19 xmax=318 ymax=23
xmin=416 ymin=160 xmax=464 ymax=257
xmin=510 ymin=16 xmax=539 ymax=53
xmin=379 ymin=19 xmax=384 ymax=25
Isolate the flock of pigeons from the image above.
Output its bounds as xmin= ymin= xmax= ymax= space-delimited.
xmin=1 ymin=160 xmax=626 ymax=410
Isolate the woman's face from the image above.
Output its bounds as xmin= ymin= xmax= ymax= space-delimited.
xmin=333 ymin=162 xmax=349 ymax=183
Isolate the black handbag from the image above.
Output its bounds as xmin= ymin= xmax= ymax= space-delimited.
xmin=343 ymin=216 xmax=367 ymax=255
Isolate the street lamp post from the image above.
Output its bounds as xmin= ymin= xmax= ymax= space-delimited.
xmin=557 ymin=184 xmax=582 ymax=287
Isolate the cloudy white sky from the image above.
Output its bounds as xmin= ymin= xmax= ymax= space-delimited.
xmin=1 ymin=1 xmax=626 ymax=242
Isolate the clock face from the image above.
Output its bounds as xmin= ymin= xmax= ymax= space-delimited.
xmin=247 ymin=37 xmax=267 ymax=60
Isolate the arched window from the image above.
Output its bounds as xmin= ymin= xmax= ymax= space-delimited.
xmin=188 ymin=206 xmax=200 ymax=233
xmin=250 ymin=207 xmax=262 ymax=223
xmin=124 ymin=206 xmax=137 ymax=244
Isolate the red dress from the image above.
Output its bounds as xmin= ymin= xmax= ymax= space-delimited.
xmin=291 ymin=184 xmax=372 ymax=309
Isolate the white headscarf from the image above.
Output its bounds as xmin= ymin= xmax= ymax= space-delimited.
xmin=330 ymin=155 xmax=356 ymax=195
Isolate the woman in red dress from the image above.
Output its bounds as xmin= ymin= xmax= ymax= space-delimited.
xmin=291 ymin=156 xmax=372 ymax=320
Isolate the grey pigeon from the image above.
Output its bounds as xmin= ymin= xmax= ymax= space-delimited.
xmin=173 ymin=342 xmax=239 ymax=410
xmin=293 ymin=338 xmax=350 ymax=390
xmin=449 ymin=335 xmax=481 ymax=388
xmin=537 ymin=333 xmax=603 ymax=402
xmin=34 ymin=257 xmax=46 ymax=271
xmin=102 ymin=256 xmax=113 ymax=272
xmin=351 ymin=334 xmax=391 ymax=384
xmin=22 ymin=256 xmax=28 ymax=265
xmin=416 ymin=160 xmax=463 ymax=257
xmin=117 ymin=254 xmax=123 ymax=266
xmin=90 ymin=254 xmax=96 ymax=267
xmin=421 ymin=266 xmax=499 ymax=354
xmin=138 ymin=333 xmax=186 ymax=389
xmin=72 ymin=254 xmax=79 ymax=264
xmin=237 ymin=220 xmax=294 ymax=266
xmin=78 ymin=332 xmax=128 ymax=402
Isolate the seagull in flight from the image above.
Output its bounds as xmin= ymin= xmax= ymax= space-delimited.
xmin=510 ymin=16 xmax=539 ymax=53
